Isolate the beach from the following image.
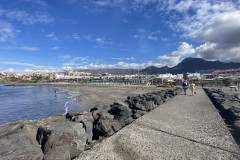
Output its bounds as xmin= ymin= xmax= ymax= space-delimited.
xmin=59 ymin=84 xmax=165 ymax=109
xmin=3 ymin=82 xmax=166 ymax=110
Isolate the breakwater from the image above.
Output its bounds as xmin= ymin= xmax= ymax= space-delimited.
xmin=204 ymin=88 xmax=240 ymax=147
xmin=0 ymin=87 xmax=182 ymax=160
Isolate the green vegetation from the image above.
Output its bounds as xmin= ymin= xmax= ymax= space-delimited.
xmin=222 ymin=78 xmax=233 ymax=86
xmin=183 ymin=73 xmax=189 ymax=80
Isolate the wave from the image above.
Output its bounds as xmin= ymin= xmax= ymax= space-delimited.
xmin=64 ymin=97 xmax=77 ymax=115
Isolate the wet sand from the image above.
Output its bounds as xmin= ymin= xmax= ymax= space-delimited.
xmin=59 ymin=84 xmax=165 ymax=109
xmin=3 ymin=82 xmax=166 ymax=110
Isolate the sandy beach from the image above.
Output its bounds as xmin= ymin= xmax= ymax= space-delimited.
xmin=4 ymin=82 xmax=166 ymax=110
xmin=58 ymin=84 xmax=165 ymax=109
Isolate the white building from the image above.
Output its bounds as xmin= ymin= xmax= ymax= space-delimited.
xmin=158 ymin=73 xmax=175 ymax=80
xmin=188 ymin=73 xmax=201 ymax=80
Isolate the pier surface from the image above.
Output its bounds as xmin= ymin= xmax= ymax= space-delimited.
xmin=77 ymin=88 xmax=240 ymax=160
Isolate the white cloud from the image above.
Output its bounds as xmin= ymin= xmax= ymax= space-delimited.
xmin=67 ymin=33 xmax=81 ymax=40
xmin=157 ymin=42 xmax=196 ymax=67
xmin=6 ymin=10 xmax=54 ymax=25
xmin=51 ymin=46 xmax=59 ymax=50
xmin=5 ymin=68 xmax=14 ymax=73
xmin=75 ymin=61 xmax=164 ymax=70
xmin=21 ymin=0 xmax=48 ymax=7
xmin=62 ymin=56 xmax=89 ymax=66
xmin=62 ymin=66 xmax=73 ymax=71
xmin=157 ymin=55 xmax=181 ymax=68
xmin=20 ymin=46 xmax=40 ymax=51
xmin=133 ymin=28 xmax=160 ymax=41
xmin=188 ymin=11 xmax=240 ymax=62
xmin=58 ymin=55 xmax=71 ymax=60
xmin=73 ymin=57 xmax=88 ymax=61
xmin=171 ymin=42 xmax=195 ymax=56
xmin=24 ymin=68 xmax=35 ymax=73
xmin=93 ymin=37 xmax=113 ymax=45
xmin=0 ymin=61 xmax=58 ymax=70
xmin=160 ymin=37 xmax=170 ymax=42
xmin=45 ymin=32 xmax=58 ymax=41
xmin=0 ymin=20 xmax=15 ymax=42
xmin=72 ymin=33 xmax=80 ymax=39
xmin=126 ymin=57 xmax=135 ymax=61
xmin=113 ymin=57 xmax=124 ymax=60
xmin=155 ymin=1 xmax=240 ymax=62
xmin=83 ymin=35 xmax=113 ymax=48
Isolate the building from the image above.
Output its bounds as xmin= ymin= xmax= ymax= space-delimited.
xmin=212 ymin=69 xmax=240 ymax=77
xmin=158 ymin=73 xmax=175 ymax=80
xmin=188 ymin=73 xmax=201 ymax=80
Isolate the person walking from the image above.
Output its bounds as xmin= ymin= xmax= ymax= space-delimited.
xmin=190 ymin=82 xmax=196 ymax=96
xmin=182 ymin=80 xmax=188 ymax=95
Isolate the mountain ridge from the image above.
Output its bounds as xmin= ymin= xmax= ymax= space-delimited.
xmin=77 ymin=58 xmax=240 ymax=75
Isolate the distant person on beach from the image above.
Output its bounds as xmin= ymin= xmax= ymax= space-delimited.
xmin=55 ymin=90 xmax=58 ymax=94
xmin=182 ymin=80 xmax=188 ymax=95
xmin=190 ymin=82 xmax=196 ymax=96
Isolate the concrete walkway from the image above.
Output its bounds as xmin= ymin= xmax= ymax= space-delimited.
xmin=77 ymin=88 xmax=240 ymax=160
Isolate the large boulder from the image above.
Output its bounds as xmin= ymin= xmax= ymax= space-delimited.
xmin=92 ymin=109 xmax=113 ymax=121
xmin=144 ymin=93 xmax=165 ymax=105
xmin=37 ymin=120 xmax=88 ymax=160
xmin=0 ymin=121 xmax=43 ymax=160
xmin=108 ymin=100 xmax=133 ymax=126
xmin=66 ymin=111 xmax=94 ymax=123
xmin=132 ymin=110 xmax=147 ymax=119
xmin=93 ymin=112 xmax=122 ymax=138
xmin=81 ymin=120 xmax=93 ymax=143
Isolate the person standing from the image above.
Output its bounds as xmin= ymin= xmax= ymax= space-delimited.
xmin=182 ymin=80 xmax=188 ymax=95
xmin=190 ymin=82 xmax=196 ymax=96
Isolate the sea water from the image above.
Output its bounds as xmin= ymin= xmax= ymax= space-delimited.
xmin=0 ymin=85 xmax=83 ymax=125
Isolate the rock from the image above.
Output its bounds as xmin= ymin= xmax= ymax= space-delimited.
xmin=81 ymin=120 xmax=93 ymax=143
xmin=145 ymin=94 xmax=165 ymax=105
xmin=66 ymin=111 xmax=89 ymax=119
xmin=92 ymin=109 xmax=113 ymax=121
xmin=108 ymin=100 xmax=132 ymax=126
xmin=135 ymin=102 xmax=147 ymax=111
xmin=141 ymin=101 xmax=156 ymax=111
xmin=124 ymin=117 xmax=134 ymax=125
xmin=37 ymin=121 xmax=88 ymax=160
xmin=0 ymin=121 xmax=43 ymax=160
xmin=93 ymin=115 xmax=122 ymax=138
xmin=71 ymin=113 xmax=94 ymax=123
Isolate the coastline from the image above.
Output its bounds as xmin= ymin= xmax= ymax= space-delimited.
xmin=2 ymin=82 xmax=166 ymax=110
xmin=0 ymin=85 xmax=183 ymax=160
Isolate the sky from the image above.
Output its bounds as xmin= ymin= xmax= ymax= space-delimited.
xmin=0 ymin=0 xmax=240 ymax=74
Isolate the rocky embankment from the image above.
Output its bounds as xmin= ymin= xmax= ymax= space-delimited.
xmin=204 ymin=88 xmax=240 ymax=145
xmin=0 ymin=87 xmax=182 ymax=160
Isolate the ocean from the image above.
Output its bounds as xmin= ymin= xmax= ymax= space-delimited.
xmin=0 ymin=84 xmax=83 ymax=125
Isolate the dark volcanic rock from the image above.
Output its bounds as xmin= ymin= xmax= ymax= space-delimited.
xmin=37 ymin=121 xmax=88 ymax=160
xmin=81 ymin=120 xmax=93 ymax=143
xmin=108 ymin=100 xmax=132 ymax=126
xmin=204 ymin=88 xmax=240 ymax=146
xmin=0 ymin=121 xmax=43 ymax=160
xmin=66 ymin=111 xmax=94 ymax=123
xmin=93 ymin=113 xmax=122 ymax=138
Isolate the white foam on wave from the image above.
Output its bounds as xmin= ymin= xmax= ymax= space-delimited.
xmin=63 ymin=97 xmax=77 ymax=115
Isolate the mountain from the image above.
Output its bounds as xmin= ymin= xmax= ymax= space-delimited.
xmin=143 ymin=58 xmax=240 ymax=74
xmin=141 ymin=66 xmax=169 ymax=74
xmin=77 ymin=58 xmax=240 ymax=75
xmin=167 ymin=57 xmax=240 ymax=74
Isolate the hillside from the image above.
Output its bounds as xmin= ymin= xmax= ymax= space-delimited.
xmin=77 ymin=58 xmax=240 ymax=75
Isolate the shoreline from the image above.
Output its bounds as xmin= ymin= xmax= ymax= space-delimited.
xmin=2 ymin=82 xmax=167 ymax=110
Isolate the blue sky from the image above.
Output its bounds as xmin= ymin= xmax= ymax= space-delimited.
xmin=0 ymin=0 xmax=240 ymax=73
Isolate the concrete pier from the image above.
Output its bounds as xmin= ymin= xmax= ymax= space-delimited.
xmin=77 ymin=88 xmax=240 ymax=160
